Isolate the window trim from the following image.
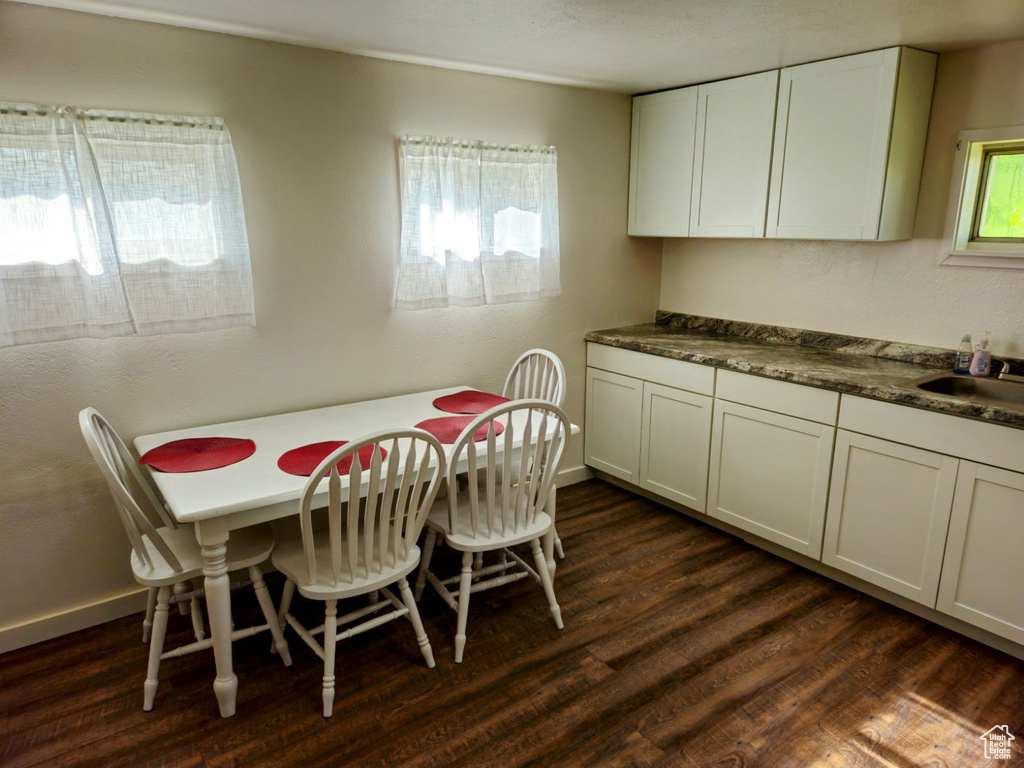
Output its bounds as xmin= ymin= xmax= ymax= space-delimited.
xmin=942 ymin=125 xmax=1024 ymax=269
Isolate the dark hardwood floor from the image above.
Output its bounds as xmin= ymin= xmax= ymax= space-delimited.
xmin=3 ymin=479 xmax=1023 ymax=767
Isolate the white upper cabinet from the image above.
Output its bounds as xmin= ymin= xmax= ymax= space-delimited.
xmin=690 ymin=70 xmax=779 ymax=238
xmin=766 ymin=47 xmax=937 ymax=240
xmin=628 ymin=87 xmax=697 ymax=236
xmin=628 ymin=46 xmax=936 ymax=240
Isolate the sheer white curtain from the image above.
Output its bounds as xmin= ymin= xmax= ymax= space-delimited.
xmin=0 ymin=103 xmax=255 ymax=347
xmin=395 ymin=135 xmax=560 ymax=310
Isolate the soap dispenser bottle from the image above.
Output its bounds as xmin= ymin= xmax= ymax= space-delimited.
xmin=969 ymin=331 xmax=992 ymax=377
xmin=954 ymin=334 xmax=973 ymax=374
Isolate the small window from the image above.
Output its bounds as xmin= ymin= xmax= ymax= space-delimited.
xmin=972 ymin=146 xmax=1024 ymax=241
xmin=943 ymin=126 xmax=1024 ymax=268
xmin=0 ymin=103 xmax=255 ymax=347
xmin=394 ymin=135 xmax=560 ymax=310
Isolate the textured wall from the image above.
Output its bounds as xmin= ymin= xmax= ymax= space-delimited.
xmin=0 ymin=3 xmax=661 ymax=639
xmin=661 ymin=40 xmax=1024 ymax=359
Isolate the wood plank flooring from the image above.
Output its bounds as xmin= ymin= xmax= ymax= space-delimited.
xmin=3 ymin=479 xmax=1023 ymax=767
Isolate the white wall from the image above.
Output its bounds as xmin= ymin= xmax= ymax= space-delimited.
xmin=661 ymin=40 xmax=1024 ymax=359
xmin=0 ymin=3 xmax=661 ymax=648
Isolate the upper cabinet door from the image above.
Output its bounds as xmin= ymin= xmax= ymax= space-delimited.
xmin=628 ymin=87 xmax=698 ymax=237
xmin=766 ymin=47 xmax=936 ymax=241
xmin=690 ymin=71 xmax=779 ymax=238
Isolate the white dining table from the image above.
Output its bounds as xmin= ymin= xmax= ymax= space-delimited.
xmin=135 ymin=385 xmax=577 ymax=718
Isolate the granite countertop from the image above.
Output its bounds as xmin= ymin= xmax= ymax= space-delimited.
xmin=585 ymin=314 xmax=1024 ymax=430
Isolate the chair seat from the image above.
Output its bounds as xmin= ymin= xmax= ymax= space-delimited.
xmin=130 ymin=523 xmax=276 ymax=587
xmin=272 ymin=527 xmax=421 ymax=600
xmin=425 ymin=491 xmax=552 ymax=552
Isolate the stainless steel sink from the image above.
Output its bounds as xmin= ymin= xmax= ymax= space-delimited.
xmin=901 ymin=372 xmax=1024 ymax=409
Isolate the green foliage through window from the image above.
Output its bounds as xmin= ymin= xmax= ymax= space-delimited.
xmin=976 ymin=150 xmax=1024 ymax=239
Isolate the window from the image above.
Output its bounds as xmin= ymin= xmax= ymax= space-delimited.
xmin=972 ymin=147 xmax=1024 ymax=240
xmin=0 ymin=103 xmax=255 ymax=347
xmin=943 ymin=125 xmax=1024 ymax=268
xmin=395 ymin=135 xmax=560 ymax=309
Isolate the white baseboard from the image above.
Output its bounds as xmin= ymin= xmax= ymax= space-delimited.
xmin=558 ymin=464 xmax=593 ymax=486
xmin=0 ymin=588 xmax=149 ymax=654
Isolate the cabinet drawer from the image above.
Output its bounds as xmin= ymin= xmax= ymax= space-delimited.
xmin=715 ymin=369 xmax=838 ymax=424
xmin=586 ymin=343 xmax=714 ymax=396
xmin=839 ymin=395 xmax=1024 ymax=474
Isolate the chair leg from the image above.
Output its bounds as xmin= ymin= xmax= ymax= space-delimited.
xmin=272 ymin=578 xmax=296 ymax=654
xmin=414 ymin=528 xmax=437 ymax=601
xmin=142 ymin=587 xmax=157 ymax=643
xmin=554 ymin=531 xmax=565 ymax=560
xmin=190 ymin=593 xmax=205 ymax=641
xmin=369 ymin=590 xmax=380 ymax=605
xmin=454 ymin=551 xmax=473 ymax=663
xmin=398 ymin=577 xmax=435 ymax=669
xmin=323 ymin=600 xmax=338 ymax=718
xmin=249 ymin=566 xmax=292 ymax=667
xmin=472 ymin=552 xmax=484 ymax=579
xmin=173 ymin=581 xmax=192 ymax=618
xmin=532 ymin=539 xmax=563 ymax=630
xmin=143 ymin=586 xmax=172 ymax=711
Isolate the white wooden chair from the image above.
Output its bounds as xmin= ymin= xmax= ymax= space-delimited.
xmin=78 ymin=408 xmax=292 ymax=712
xmin=502 ymin=348 xmax=567 ymax=407
xmin=414 ymin=399 xmax=570 ymax=662
xmin=271 ymin=429 xmax=446 ymax=717
xmin=502 ymin=348 xmax=568 ymax=559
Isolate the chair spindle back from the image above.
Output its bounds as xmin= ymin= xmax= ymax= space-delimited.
xmin=502 ymin=349 xmax=566 ymax=407
xmin=78 ymin=407 xmax=183 ymax=573
xmin=448 ymin=399 xmax=570 ymax=540
xmin=299 ymin=429 xmax=446 ymax=588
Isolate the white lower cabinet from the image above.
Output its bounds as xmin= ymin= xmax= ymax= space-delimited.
xmin=707 ymin=400 xmax=835 ymax=558
xmin=822 ymin=431 xmax=958 ymax=606
xmin=583 ymin=346 xmax=1024 ymax=654
xmin=937 ymin=462 xmax=1024 ymax=644
xmin=639 ymin=382 xmax=712 ymax=512
xmin=584 ymin=367 xmax=643 ymax=483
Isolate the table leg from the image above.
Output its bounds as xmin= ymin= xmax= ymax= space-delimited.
xmin=543 ymin=483 xmax=557 ymax=579
xmin=195 ymin=518 xmax=237 ymax=718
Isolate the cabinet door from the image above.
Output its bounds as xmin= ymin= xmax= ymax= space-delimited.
xmin=628 ymin=87 xmax=698 ymax=237
xmin=937 ymin=462 xmax=1024 ymax=644
xmin=822 ymin=431 xmax=957 ymax=606
xmin=708 ymin=400 xmax=834 ymax=558
xmin=584 ymin=367 xmax=643 ymax=483
xmin=690 ymin=70 xmax=779 ymax=238
xmin=766 ymin=48 xmax=899 ymax=240
xmin=639 ymin=382 xmax=712 ymax=512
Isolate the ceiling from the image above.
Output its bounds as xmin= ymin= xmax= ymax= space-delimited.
xmin=12 ymin=0 xmax=1024 ymax=93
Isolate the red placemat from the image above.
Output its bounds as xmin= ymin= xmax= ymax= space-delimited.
xmin=139 ymin=437 xmax=256 ymax=473
xmin=415 ymin=416 xmax=505 ymax=444
xmin=432 ymin=390 xmax=511 ymax=415
xmin=277 ymin=441 xmax=388 ymax=477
